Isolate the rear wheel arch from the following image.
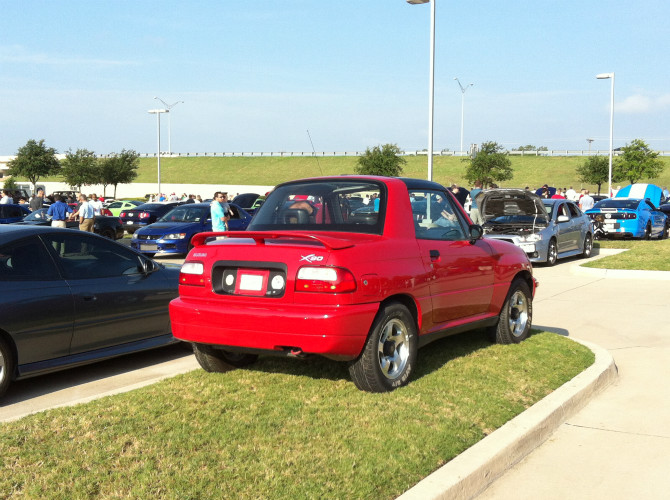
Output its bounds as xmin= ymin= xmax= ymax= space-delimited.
xmin=0 ymin=330 xmax=18 ymax=397
xmin=378 ymin=294 xmax=420 ymax=331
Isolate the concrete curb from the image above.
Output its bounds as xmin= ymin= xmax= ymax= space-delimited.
xmin=397 ymin=338 xmax=617 ymax=500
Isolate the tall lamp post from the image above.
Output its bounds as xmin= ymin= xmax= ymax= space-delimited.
xmin=596 ymin=72 xmax=615 ymax=197
xmin=154 ymin=97 xmax=184 ymax=155
xmin=407 ymin=0 xmax=435 ymax=181
xmin=454 ymin=77 xmax=473 ymax=154
xmin=148 ymin=108 xmax=169 ymax=195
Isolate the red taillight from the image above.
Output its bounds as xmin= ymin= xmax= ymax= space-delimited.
xmin=179 ymin=262 xmax=205 ymax=286
xmin=295 ymin=266 xmax=357 ymax=293
xmin=120 ymin=212 xmax=126 ymax=218
xmin=139 ymin=212 xmax=150 ymax=219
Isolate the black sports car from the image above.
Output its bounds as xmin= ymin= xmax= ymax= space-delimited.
xmin=14 ymin=208 xmax=124 ymax=240
xmin=0 ymin=226 xmax=181 ymax=398
xmin=119 ymin=201 xmax=184 ymax=234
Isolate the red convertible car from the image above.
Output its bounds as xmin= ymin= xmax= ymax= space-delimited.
xmin=170 ymin=176 xmax=537 ymax=392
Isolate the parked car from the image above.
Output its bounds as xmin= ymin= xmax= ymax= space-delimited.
xmin=120 ymin=201 xmax=184 ymax=234
xmin=475 ymin=189 xmax=594 ymax=265
xmin=0 ymin=204 xmax=31 ymax=224
xmin=586 ymin=198 xmax=667 ymax=239
xmin=0 ymin=226 xmax=181 ymax=398
xmin=231 ymin=193 xmax=260 ymax=210
xmin=170 ymin=176 xmax=537 ymax=393
xmin=130 ymin=203 xmax=252 ymax=257
xmin=14 ymin=208 xmax=125 ymax=240
xmin=103 ymin=199 xmax=143 ymax=217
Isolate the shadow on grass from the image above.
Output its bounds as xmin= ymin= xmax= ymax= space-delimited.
xmin=236 ymin=328 xmax=548 ymax=387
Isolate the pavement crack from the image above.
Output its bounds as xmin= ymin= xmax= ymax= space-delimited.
xmin=565 ymin=422 xmax=670 ymax=439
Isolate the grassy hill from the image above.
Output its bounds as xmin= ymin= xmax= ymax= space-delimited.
xmin=133 ymin=154 xmax=670 ymax=193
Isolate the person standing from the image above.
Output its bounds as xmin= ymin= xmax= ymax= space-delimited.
xmin=210 ymin=191 xmax=229 ymax=232
xmin=551 ymin=188 xmax=566 ymax=199
xmin=47 ymin=195 xmax=73 ymax=227
xmin=29 ymin=188 xmax=45 ymax=211
xmin=89 ymin=193 xmax=103 ymax=215
xmin=468 ymin=180 xmax=484 ymax=225
xmin=0 ymin=190 xmax=12 ymax=204
xmin=579 ymin=190 xmax=595 ymax=211
xmin=73 ymin=193 xmax=95 ymax=232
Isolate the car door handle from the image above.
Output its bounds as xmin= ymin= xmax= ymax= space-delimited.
xmin=429 ymin=250 xmax=440 ymax=262
xmin=82 ymin=294 xmax=97 ymax=302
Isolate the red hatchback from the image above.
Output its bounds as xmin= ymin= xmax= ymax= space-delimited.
xmin=170 ymin=176 xmax=537 ymax=392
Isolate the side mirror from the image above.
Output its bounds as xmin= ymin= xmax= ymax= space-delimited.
xmin=557 ymin=215 xmax=569 ymax=223
xmin=139 ymin=257 xmax=157 ymax=275
xmin=468 ymin=224 xmax=484 ymax=244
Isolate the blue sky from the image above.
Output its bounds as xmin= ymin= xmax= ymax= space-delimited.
xmin=1 ymin=0 xmax=669 ymax=156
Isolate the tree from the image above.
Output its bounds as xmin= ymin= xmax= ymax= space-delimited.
xmin=7 ymin=139 xmax=60 ymax=192
xmin=355 ymin=144 xmax=406 ymax=177
xmin=60 ymin=148 xmax=100 ymax=192
xmin=3 ymin=177 xmax=17 ymax=191
xmin=576 ymin=155 xmax=609 ymax=195
xmin=513 ymin=145 xmax=548 ymax=152
xmin=613 ymin=139 xmax=664 ymax=185
xmin=464 ymin=141 xmax=513 ymax=188
xmin=100 ymin=149 xmax=140 ymax=198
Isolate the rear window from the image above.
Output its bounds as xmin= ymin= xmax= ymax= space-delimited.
xmin=248 ymin=180 xmax=385 ymax=234
xmin=594 ymin=199 xmax=640 ymax=210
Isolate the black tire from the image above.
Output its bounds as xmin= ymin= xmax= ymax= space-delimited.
xmin=546 ymin=239 xmax=558 ymax=266
xmin=658 ymin=223 xmax=668 ymax=240
xmin=100 ymin=228 xmax=115 ymax=240
xmin=491 ymin=279 xmax=533 ymax=344
xmin=143 ymin=253 xmax=156 ymax=259
xmin=0 ymin=337 xmax=14 ymax=399
xmin=193 ymin=344 xmax=258 ymax=373
xmin=582 ymin=233 xmax=593 ymax=258
xmin=348 ymin=302 xmax=417 ymax=393
xmin=644 ymin=223 xmax=652 ymax=240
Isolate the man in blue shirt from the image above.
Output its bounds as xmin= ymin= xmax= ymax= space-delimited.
xmin=210 ymin=192 xmax=229 ymax=232
xmin=47 ymin=195 xmax=73 ymax=228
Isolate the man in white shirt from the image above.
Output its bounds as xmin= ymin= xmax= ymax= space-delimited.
xmin=0 ymin=190 xmax=13 ymax=204
xmin=579 ymin=190 xmax=595 ymax=211
xmin=565 ymin=186 xmax=578 ymax=202
xmin=89 ymin=193 xmax=103 ymax=215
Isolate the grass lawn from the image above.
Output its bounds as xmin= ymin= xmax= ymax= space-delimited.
xmin=0 ymin=331 xmax=593 ymax=499
xmin=586 ymin=238 xmax=670 ymax=271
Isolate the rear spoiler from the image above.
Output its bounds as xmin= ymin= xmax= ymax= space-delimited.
xmin=190 ymin=231 xmax=354 ymax=251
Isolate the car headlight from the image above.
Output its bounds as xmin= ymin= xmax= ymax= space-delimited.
xmin=161 ymin=233 xmax=187 ymax=240
xmin=521 ymin=233 xmax=542 ymax=242
xmin=131 ymin=232 xmax=139 ymax=240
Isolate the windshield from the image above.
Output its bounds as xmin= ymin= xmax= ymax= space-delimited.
xmin=158 ymin=207 xmax=209 ymax=223
xmin=24 ymin=209 xmax=49 ymax=221
xmin=593 ymin=199 xmax=640 ymax=210
xmin=249 ymin=180 xmax=385 ymax=234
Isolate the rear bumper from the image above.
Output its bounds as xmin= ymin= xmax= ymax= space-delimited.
xmin=169 ymin=297 xmax=379 ymax=360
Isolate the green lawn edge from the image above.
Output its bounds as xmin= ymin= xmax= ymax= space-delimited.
xmin=0 ymin=331 xmax=594 ymax=499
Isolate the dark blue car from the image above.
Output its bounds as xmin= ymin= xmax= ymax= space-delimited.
xmin=120 ymin=201 xmax=184 ymax=234
xmin=0 ymin=225 xmax=181 ymax=398
xmin=0 ymin=204 xmax=31 ymax=224
xmin=130 ymin=202 xmax=252 ymax=257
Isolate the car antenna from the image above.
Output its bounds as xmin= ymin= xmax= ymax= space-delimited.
xmin=307 ymin=129 xmax=323 ymax=176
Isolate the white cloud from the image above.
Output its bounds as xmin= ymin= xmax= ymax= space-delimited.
xmin=617 ymin=93 xmax=670 ymax=114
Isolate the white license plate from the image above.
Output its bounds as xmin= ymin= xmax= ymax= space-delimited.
xmin=141 ymin=244 xmax=158 ymax=251
xmin=127 ymin=221 xmax=134 ymax=225
xmin=519 ymin=243 xmax=536 ymax=252
xmin=239 ymin=274 xmax=264 ymax=291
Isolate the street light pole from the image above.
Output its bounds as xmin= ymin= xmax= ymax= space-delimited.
xmin=154 ymin=97 xmax=184 ymax=155
xmin=148 ymin=108 xmax=169 ymax=195
xmin=596 ymin=72 xmax=615 ymax=197
xmin=454 ymin=77 xmax=474 ymax=154
xmin=407 ymin=0 xmax=435 ymax=181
